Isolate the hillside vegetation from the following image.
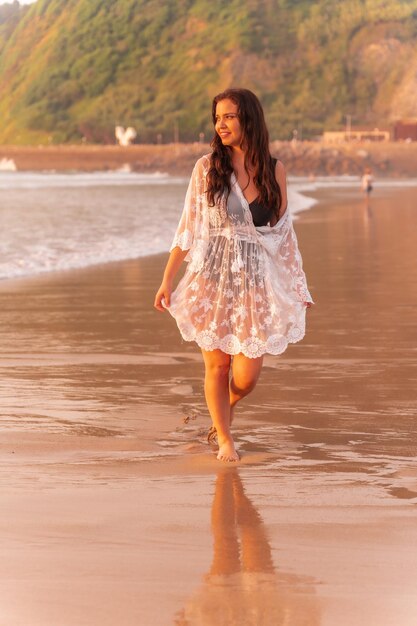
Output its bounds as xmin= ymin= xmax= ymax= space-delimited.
xmin=0 ymin=0 xmax=416 ymax=144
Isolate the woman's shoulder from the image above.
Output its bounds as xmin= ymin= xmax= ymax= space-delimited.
xmin=193 ymin=152 xmax=212 ymax=171
xmin=273 ymin=157 xmax=285 ymax=171
xmin=273 ymin=158 xmax=287 ymax=183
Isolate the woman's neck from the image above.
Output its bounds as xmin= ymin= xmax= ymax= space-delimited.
xmin=231 ymin=146 xmax=247 ymax=169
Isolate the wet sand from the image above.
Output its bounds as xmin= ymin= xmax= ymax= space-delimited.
xmin=0 ymin=185 xmax=417 ymax=625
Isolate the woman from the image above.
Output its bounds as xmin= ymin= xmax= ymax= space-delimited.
xmin=154 ymin=88 xmax=313 ymax=463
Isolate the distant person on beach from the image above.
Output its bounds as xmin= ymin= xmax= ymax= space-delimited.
xmin=154 ymin=88 xmax=313 ymax=462
xmin=361 ymin=168 xmax=373 ymax=197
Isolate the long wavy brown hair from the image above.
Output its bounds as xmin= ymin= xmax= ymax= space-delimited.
xmin=206 ymin=88 xmax=282 ymax=218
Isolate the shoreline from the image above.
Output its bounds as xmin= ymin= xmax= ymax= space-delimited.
xmin=1 ymin=177 xmax=416 ymax=288
xmin=0 ymin=174 xmax=319 ymax=286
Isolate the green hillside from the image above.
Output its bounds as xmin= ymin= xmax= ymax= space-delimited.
xmin=0 ymin=0 xmax=416 ymax=144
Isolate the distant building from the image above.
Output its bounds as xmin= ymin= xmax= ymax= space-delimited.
xmin=393 ymin=120 xmax=417 ymax=141
xmin=322 ymin=128 xmax=390 ymax=143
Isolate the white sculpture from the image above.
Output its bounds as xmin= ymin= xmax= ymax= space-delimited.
xmin=115 ymin=126 xmax=137 ymax=146
xmin=0 ymin=157 xmax=17 ymax=171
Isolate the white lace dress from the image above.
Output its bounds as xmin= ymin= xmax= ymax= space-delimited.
xmin=165 ymin=154 xmax=313 ymax=358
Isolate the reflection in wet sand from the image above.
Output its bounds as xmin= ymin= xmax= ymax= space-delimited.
xmin=175 ymin=470 xmax=320 ymax=625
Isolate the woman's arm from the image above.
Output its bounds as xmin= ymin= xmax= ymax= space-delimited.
xmin=154 ymin=157 xmax=206 ymax=312
xmin=154 ymin=247 xmax=189 ymax=311
xmin=275 ymin=160 xmax=288 ymax=220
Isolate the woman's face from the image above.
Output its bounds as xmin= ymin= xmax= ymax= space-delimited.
xmin=215 ymin=99 xmax=243 ymax=148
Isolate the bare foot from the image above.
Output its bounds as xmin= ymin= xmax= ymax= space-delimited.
xmin=217 ymin=437 xmax=240 ymax=462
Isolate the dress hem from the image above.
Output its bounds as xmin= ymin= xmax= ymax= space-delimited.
xmin=167 ymin=314 xmax=306 ymax=358
xmin=180 ymin=332 xmax=306 ymax=358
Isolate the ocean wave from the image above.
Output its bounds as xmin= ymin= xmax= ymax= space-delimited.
xmin=0 ymin=170 xmax=188 ymax=189
xmin=0 ymin=172 xmax=416 ymax=281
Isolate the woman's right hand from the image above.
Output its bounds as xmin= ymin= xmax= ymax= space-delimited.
xmin=154 ymin=280 xmax=172 ymax=312
xmin=154 ymin=247 xmax=188 ymax=312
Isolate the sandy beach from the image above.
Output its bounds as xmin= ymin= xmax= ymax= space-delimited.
xmin=1 ymin=184 xmax=417 ymax=625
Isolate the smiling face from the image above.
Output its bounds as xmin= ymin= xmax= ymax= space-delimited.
xmin=214 ymin=99 xmax=243 ymax=149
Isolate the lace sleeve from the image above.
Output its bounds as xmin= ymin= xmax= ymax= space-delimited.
xmin=170 ymin=159 xmax=204 ymax=253
xmin=283 ymin=217 xmax=314 ymax=304
xmin=256 ymin=211 xmax=313 ymax=305
xmin=261 ymin=212 xmax=313 ymax=305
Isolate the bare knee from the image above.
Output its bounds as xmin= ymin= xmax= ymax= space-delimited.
xmin=203 ymin=351 xmax=231 ymax=382
xmin=206 ymin=361 xmax=230 ymax=381
xmin=230 ymin=354 xmax=263 ymax=401
xmin=230 ymin=375 xmax=258 ymax=398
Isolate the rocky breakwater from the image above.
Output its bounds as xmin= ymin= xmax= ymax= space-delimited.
xmin=0 ymin=141 xmax=416 ymax=177
xmin=271 ymin=140 xmax=417 ymax=178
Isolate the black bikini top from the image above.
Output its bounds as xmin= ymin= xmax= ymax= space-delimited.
xmin=248 ymin=157 xmax=278 ymax=227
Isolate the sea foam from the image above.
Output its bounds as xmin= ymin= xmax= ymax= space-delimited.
xmin=0 ymin=170 xmax=415 ymax=281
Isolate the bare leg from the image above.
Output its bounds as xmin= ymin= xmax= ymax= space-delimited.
xmin=229 ymin=353 xmax=263 ymax=425
xmin=201 ymin=348 xmax=239 ymax=462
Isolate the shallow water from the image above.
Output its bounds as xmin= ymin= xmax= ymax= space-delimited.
xmin=0 ymin=169 xmax=340 ymax=281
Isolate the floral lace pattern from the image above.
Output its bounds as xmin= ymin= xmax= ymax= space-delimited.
xmin=167 ymin=154 xmax=313 ymax=358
